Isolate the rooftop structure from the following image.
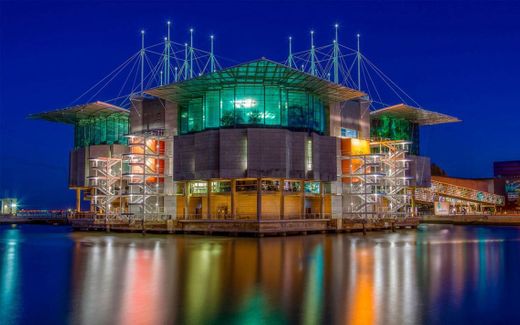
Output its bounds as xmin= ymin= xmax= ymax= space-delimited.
xmin=370 ymin=104 xmax=460 ymax=155
xmin=29 ymin=101 xmax=129 ymax=124
xmin=370 ymin=104 xmax=460 ymax=126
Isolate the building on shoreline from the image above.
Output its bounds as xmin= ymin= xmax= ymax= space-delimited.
xmin=494 ymin=160 xmax=520 ymax=211
xmin=30 ymin=27 xmax=504 ymax=234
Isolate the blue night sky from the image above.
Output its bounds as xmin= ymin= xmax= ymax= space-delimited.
xmin=0 ymin=0 xmax=519 ymax=209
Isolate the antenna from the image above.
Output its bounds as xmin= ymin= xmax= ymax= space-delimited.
xmin=160 ymin=70 xmax=163 ymax=86
xmin=310 ymin=30 xmax=316 ymax=76
xmin=189 ymin=28 xmax=194 ymax=79
xmin=184 ymin=43 xmax=188 ymax=80
xmin=333 ymin=24 xmax=339 ymax=83
xmin=140 ymin=29 xmax=145 ymax=95
xmin=210 ymin=35 xmax=215 ymax=73
xmin=175 ymin=66 xmax=178 ymax=82
xmin=166 ymin=21 xmax=171 ymax=84
xmin=163 ymin=37 xmax=168 ymax=84
xmin=357 ymin=33 xmax=361 ymax=90
xmin=287 ymin=36 xmax=294 ymax=68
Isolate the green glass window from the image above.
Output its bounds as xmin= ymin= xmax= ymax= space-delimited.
xmin=188 ymin=98 xmax=203 ymax=132
xmin=280 ymin=88 xmax=288 ymax=127
xmin=204 ymin=90 xmax=220 ymax=128
xmin=73 ymin=114 xmax=128 ymax=148
xmin=221 ymin=87 xmax=235 ymax=127
xmin=177 ymin=83 xmax=326 ymax=134
xmin=235 ymin=85 xmax=264 ymax=125
xmin=287 ymin=90 xmax=308 ymax=129
xmin=264 ymin=86 xmax=281 ymax=126
xmin=179 ymin=106 xmax=189 ymax=135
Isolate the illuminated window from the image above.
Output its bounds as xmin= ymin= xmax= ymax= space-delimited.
xmin=340 ymin=127 xmax=358 ymax=138
xmin=178 ymin=83 xmax=326 ymax=134
xmin=189 ymin=182 xmax=207 ymax=195
xmin=236 ymin=180 xmax=257 ymax=192
xmin=306 ymin=139 xmax=313 ymax=171
xmin=261 ymin=180 xmax=280 ymax=192
xmin=211 ymin=181 xmax=231 ymax=193
xmin=283 ymin=181 xmax=301 ymax=192
xmin=304 ymin=181 xmax=320 ymax=194
xmin=74 ymin=114 xmax=128 ymax=148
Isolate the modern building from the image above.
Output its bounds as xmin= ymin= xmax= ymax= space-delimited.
xmin=0 ymin=198 xmax=18 ymax=215
xmin=31 ymin=56 xmax=478 ymax=233
xmin=494 ymin=160 xmax=520 ymax=211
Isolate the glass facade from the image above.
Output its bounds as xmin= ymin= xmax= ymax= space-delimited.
xmin=370 ymin=115 xmax=420 ymax=155
xmin=179 ymin=83 xmax=326 ymax=135
xmin=74 ymin=114 xmax=128 ymax=148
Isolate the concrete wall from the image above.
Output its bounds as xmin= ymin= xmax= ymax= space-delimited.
xmin=408 ymin=155 xmax=432 ymax=188
xmin=173 ymin=128 xmax=337 ymax=181
xmin=340 ymin=99 xmax=371 ymax=139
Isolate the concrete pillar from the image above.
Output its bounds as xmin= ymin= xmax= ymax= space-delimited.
xmin=300 ymin=180 xmax=305 ymax=219
xmin=257 ymin=178 xmax=262 ymax=221
xmin=280 ymin=178 xmax=285 ymax=220
xmin=207 ymin=180 xmax=211 ymax=219
xmin=231 ymin=179 xmax=236 ymax=219
xmin=320 ymin=182 xmax=325 ymax=219
xmin=410 ymin=187 xmax=416 ymax=217
xmin=75 ymin=188 xmax=81 ymax=212
xmin=184 ymin=182 xmax=189 ymax=220
xmin=90 ymin=188 xmax=95 ymax=212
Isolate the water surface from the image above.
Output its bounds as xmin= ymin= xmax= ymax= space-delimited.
xmin=1 ymin=224 xmax=519 ymax=324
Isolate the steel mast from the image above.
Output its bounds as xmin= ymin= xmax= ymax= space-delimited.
xmin=357 ymin=33 xmax=361 ymax=90
xmin=333 ymin=24 xmax=339 ymax=83
xmin=166 ymin=21 xmax=171 ymax=84
xmin=310 ymin=30 xmax=316 ymax=76
xmin=189 ymin=28 xmax=194 ymax=78
xmin=287 ymin=36 xmax=294 ymax=68
xmin=140 ymin=30 xmax=145 ymax=95
xmin=210 ymin=35 xmax=215 ymax=73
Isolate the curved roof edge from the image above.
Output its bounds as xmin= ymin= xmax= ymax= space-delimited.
xmin=29 ymin=101 xmax=129 ymax=124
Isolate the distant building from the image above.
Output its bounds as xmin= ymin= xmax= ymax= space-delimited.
xmin=1 ymin=198 xmax=18 ymax=215
xmin=494 ymin=161 xmax=520 ymax=211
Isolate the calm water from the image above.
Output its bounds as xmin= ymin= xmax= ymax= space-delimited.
xmin=1 ymin=224 xmax=520 ymax=324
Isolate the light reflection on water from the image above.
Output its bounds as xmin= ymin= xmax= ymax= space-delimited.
xmin=1 ymin=224 xmax=520 ymax=324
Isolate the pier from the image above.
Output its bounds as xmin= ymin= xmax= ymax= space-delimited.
xmin=69 ymin=213 xmax=418 ymax=236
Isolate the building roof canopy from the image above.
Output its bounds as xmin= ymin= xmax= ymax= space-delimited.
xmin=145 ymin=58 xmax=365 ymax=104
xmin=370 ymin=103 xmax=460 ymax=126
xmin=30 ymin=101 xmax=129 ymax=124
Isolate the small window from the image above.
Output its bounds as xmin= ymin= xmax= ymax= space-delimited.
xmin=340 ymin=127 xmax=358 ymax=138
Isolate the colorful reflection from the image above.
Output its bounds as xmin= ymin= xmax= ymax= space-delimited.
xmin=3 ymin=225 xmax=520 ymax=324
xmin=0 ymin=229 xmax=20 ymax=323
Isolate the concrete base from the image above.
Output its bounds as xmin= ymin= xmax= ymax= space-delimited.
xmin=70 ymin=217 xmax=419 ymax=236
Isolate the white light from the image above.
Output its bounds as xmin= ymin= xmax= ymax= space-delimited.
xmin=233 ymin=98 xmax=257 ymax=108
xmin=11 ymin=203 xmax=16 ymax=208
